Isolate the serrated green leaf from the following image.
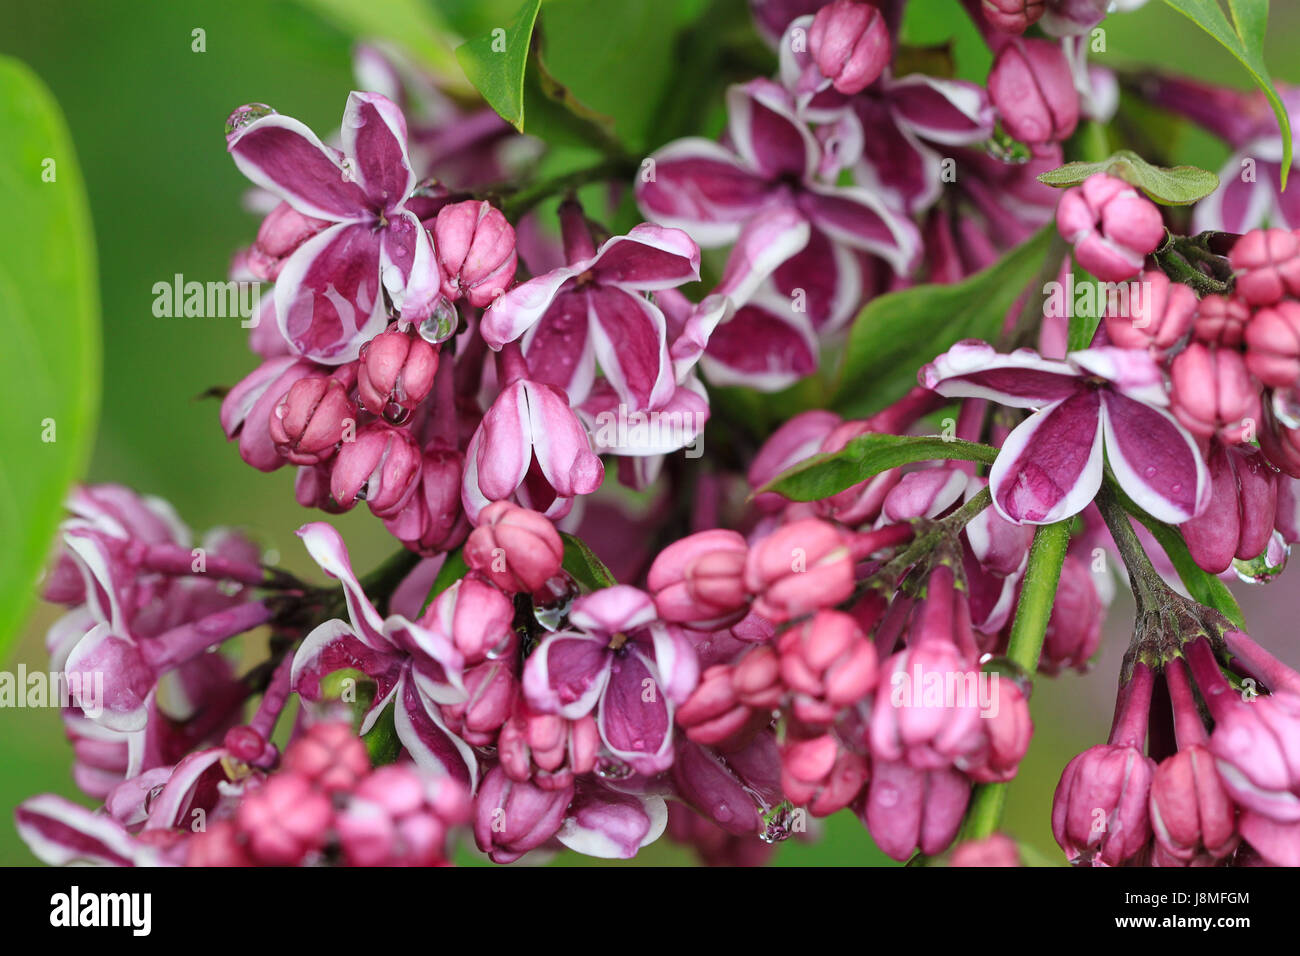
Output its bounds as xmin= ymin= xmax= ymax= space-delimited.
xmin=756 ymin=434 xmax=998 ymax=503
xmin=1037 ymin=149 xmax=1219 ymax=205
xmin=833 ymin=225 xmax=1053 ymax=417
xmin=454 ymin=0 xmax=542 ymax=130
xmin=0 ymin=58 xmax=100 ymax=656
xmin=1162 ymin=0 xmax=1291 ymax=191
xmin=560 ymin=532 xmax=616 ymax=590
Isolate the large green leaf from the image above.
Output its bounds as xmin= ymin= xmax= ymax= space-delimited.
xmin=1161 ymin=0 xmax=1291 ymax=190
xmin=294 ymin=0 xmax=474 ymax=96
xmin=756 ymin=434 xmax=998 ymax=503
xmin=455 ymin=0 xmax=542 ymax=131
xmin=833 ymin=225 xmax=1053 ymax=416
xmin=0 ymin=58 xmax=100 ymax=655
xmin=1037 ymin=150 xmax=1219 ymax=206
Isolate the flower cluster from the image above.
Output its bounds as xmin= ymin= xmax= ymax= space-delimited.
xmin=18 ymin=0 xmax=1300 ymax=869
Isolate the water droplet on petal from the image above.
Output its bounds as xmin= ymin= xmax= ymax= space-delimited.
xmin=417 ymin=297 xmax=458 ymax=344
xmin=1144 ymin=466 xmax=1157 ymax=478
xmin=225 ymin=104 xmax=275 ymax=140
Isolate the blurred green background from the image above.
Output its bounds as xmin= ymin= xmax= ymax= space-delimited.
xmin=2 ymin=0 xmax=1299 ymax=866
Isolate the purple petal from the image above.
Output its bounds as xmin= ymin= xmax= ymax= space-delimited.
xmin=340 ymin=91 xmax=414 ymax=211
xmin=291 ymin=620 xmax=403 ymax=729
xmin=557 ymin=786 xmax=667 ymax=858
xmin=521 ymin=290 xmax=596 ymax=403
xmin=889 ymin=75 xmax=995 ymax=145
xmin=701 ymin=291 xmax=819 ymax=391
xmin=598 ymin=649 xmax=675 ymax=774
xmin=228 ymin=113 xmax=368 ymax=221
xmin=65 ymin=625 xmax=153 ymax=733
xmin=635 ymin=138 xmax=775 ymax=246
xmin=1192 ymin=153 xmax=1274 ymax=234
xmin=379 ymin=210 xmax=443 ymax=322
xmin=771 ymin=226 xmax=866 ymax=332
xmin=274 ymin=221 xmax=389 ymax=363
xmin=481 ymin=266 xmax=580 ymax=349
xmin=853 ymin=96 xmax=941 ymax=214
xmin=393 ymin=671 xmax=476 ymax=787
xmin=797 ymin=182 xmax=921 ymax=275
xmin=15 ymin=795 xmax=145 ymax=866
xmin=1070 ymin=347 xmax=1167 ymax=406
xmin=571 ymin=585 xmax=658 ymax=634
xmin=713 ymin=204 xmax=812 ymax=306
xmin=469 ymin=381 xmax=532 ymax=502
xmin=1101 ymin=392 xmax=1210 ymax=523
xmin=727 ymin=78 xmax=819 ymax=181
xmin=990 ymin=392 xmax=1105 ymax=524
xmin=589 ymin=224 xmax=701 ymax=290
xmin=522 ymin=631 xmax=612 ymax=718
xmin=297 ymin=522 xmax=388 ymax=647
xmin=921 ymin=341 xmax=1082 ymax=408
xmin=140 ymin=748 xmax=226 ymax=831
xmin=586 ymin=287 xmax=675 ymax=411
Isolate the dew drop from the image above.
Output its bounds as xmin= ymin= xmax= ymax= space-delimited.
xmin=417 ymin=298 xmax=458 ymax=345
xmin=224 ymin=104 xmax=275 ymax=139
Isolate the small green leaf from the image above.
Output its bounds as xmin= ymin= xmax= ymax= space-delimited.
xmin=1036 ymin=149 xmax=1219 ymax=205
xmin=1162 ymin=0 xmax=1291 ymax=190
xmin=0 ymin=58 xmax=100 ymax=655
xmin=1065 ymin=261 xmax=1103 ymax=352
xmin=454 ymin=0 xmax=542 ymax=131
xmin=560 ymin=532 xmax=617 ymax=590
xmin=420 ymin=548 xmax=468 ymax=615
xmin=362 ymin=700 xmax=402 ymax=766
xmin=834 ymin=225 xmax=1053 ymax=417
xmin=756 ymin=434 xmax=998 ymax=503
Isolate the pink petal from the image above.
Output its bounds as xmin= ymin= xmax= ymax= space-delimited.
xmin=340 ymin=91 xmax=414 ymax=211
xmin=522 ymin=631 xmax=612 ymax=718
xmin=727 ymin=78 xmax=819 ymax=181
xmin=586 ymin=287 xmax=675 ymax=411
xmin=990 ymin=392 xmax=1105 ymax=524
xmin=635 ymin=138 xmax=775 ymax=246
xmin=1101 ymin=392 xmax=1209 ymax=523
xmin=798 ymin=182 xmax=921 ymax=274
xmin=921 ymin=341 xmax=1082 ymax=407
xmin=228 ymin=113 xmax=367 ymax=221
xmin=589 ymin=224 xmax=701 ymax=290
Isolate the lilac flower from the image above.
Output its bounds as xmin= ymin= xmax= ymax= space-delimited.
xmin=226 ymin=92 xmax=445 ymax=363
xmin=636 ymin=78 xmax=920 ymax=284
xmin=921 ymin=341 xmax=1211 ymax=525
xmin=289 ymin=523 xmax=475 ymax=785
xmin=480 ymin=206 xmax=700 ymax=413
xmin=522 ymin=585 xmax=699 ymax=774
xmin=556 ymin=782 xmax=669 ymax=859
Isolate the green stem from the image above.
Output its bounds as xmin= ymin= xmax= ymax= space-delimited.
xmin=874 ymin=486 xmax=993 ymax=588
xmin=1093 ymin=481 xmax=1168 ymax=607
xmin=358 ymin=547 xmax=422 ymax=617
xmin=500 ymin=156 xmax=637 ymax=222
xmin=963 ymin=519 xmax=1071 ymax=841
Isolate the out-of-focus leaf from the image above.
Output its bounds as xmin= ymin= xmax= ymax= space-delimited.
xmin=0 ymin=57 xmax=100 ymax=655
xmin=1037 ymin=149 xmax=1219 ymax=205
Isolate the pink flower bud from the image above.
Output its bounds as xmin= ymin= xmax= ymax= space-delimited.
xmin=440 ymin=653 xmax=517 ymax=746
xmin=222 ymin=357 xmax=319 ymax=472
xmin=186 ymin=820 xmax=254 ymax=867
xmin=330 ymin=423 xmax=422 ymax=517
xmin=248 ymin=202 xmax=330 ymax=281
xmin=1040 ymin=554 xmax=1104 ymax=675
xmin=434 ymin=200 xmax=518 ymax=308
xmin=464 ymin=501 xmax=564 ymax=593
xmin=337 ymin=765 xmax=469 ymax=866
xmin=282 ymin=721 xmax=371 ymax=795
xmin=269 ymin=375 xmax=357 ymax=466
xmin=672 ymin=733 xmax=785 ymax=834
xmin=743 ymin=518 xmax=854 ymax=623
xmin=385 ymin=445 xmax=468 ymax=554
xmin=950 ymin=833 xmax=1022 ymax=866
xmin=778 ymin=610 xmax=878 ymax=726
xmin=1229 ymin=227 xmax=1300 ymax=307
xmin=1193 ymin=292 xmax=1252 ymax=347
xmin=988 ymin=38 xmax=1078 ymax=144
xmin=880 ymin=468 xmax=967 ymax=522
xmin=1149 ymin=745 xmax=1239 ymax=867
xmin=420 ymin=575 xmax=514 ymax=665
xmin=732 ymin=643 xmax=784 ymax=709
xmin=647 ymin=529 xmax=751 ymax=630
xmin=1169 ymin=343 xmax=1262 ymax=445
xmin=859 ymin=760 xmax=970 ymax=861
xmin=808 ymin=0 xmax=891 ymax=95
xmin=1207 ymin=691 xmax=1300 ymax=823
xmin=981 ymin=0 xmax=1046 ymax=33
xmin=1052 ymin=743 xmax=1156 ymax=866
xmin=675 ymin=663 xmax=765 ymax=750
xmin=1056 ymin=174 xmax=1165 ymax=282
xmin=781 ymin=733 xmax=870 ymax=816
xmin=1103 ymin=270 xmax=1197 ymax=357
xmin=236 ymin=771 xmax=333 ymax=865
xmin=1259 ymin=404 xmax=1300 ymax=478
xmin=1181 ymin=441 xmax=1279 ymax=574
xmin=1245 ymin=300 xmax=1300 ymax=389
xmin=473 ymin=765 xmax=573 ymax=864
xmin=499 ymin=701 xmax=600 ymax=791
xmin=967 ymin=676 xmax=1033 ymax=784
xmin=357 ymin=329 xmax=439 ymax=422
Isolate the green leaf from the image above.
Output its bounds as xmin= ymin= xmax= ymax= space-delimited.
xmin=833 ymin=225 xmax=1054 ymax=416
xmin=420 ymin=548 xmax=468 ymax=615
xmin=0 ymin=58 xmax=100 ymax=656
xmin=560 ymin=532 xmax=617 ymax=591
xmin=454 ymin=0 xmax=542 ymax=131
xmin=1065 ymin=261 xmax=1103 ymax=352
xmin=1037 ymin=149 xmax=1219 ymax=205
xmin=293 ymin=0 xmax=474 ymax=96
xmin=521 ymin=47 xmax=622 ymax=153
xmin=756 ymin=434 xmax=998 ymax=503
xmin=1161 ymin=0 xmax=1291 ymax=190
xmin=362 ymin=700 xmax=402 ymax=766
